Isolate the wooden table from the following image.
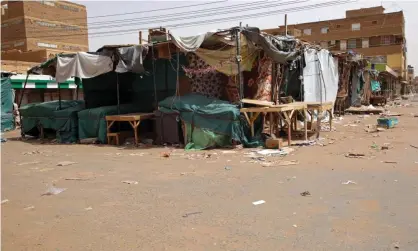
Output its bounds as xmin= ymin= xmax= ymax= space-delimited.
xmin=305 ymin=101 xmax=334 ymax=138
xmin=105 ymin=113 xmax=154 ymax=145
xmin=240 ymin=102 xmax=308 ymax=146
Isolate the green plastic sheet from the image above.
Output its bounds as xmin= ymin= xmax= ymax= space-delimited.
xmin=159 ymin=94 xmax=262 ymax=150
xmin=20 ymin=100 xmax=84 ymax=142
xmin=77 ymin=104 xmax=141 ymax=143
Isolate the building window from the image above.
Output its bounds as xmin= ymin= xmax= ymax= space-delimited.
xmin=320 ymin=27 xmax=329 ymax=34
xmin=381 ymin=35 xmax=391 ymax=45
xmin=36 ymin=21 xmax=57 ymax=27
xmin=57 ymin=4 xmax=79 ymax=12
xmin=347 ymin=39 xmax=356 ymax=49
xmin=362 ymin=38 xmax=369 ymax=48
xmin=320 ymin=41 xmax=328 ymax=48
xmin=372 ymin=20 xmax=378 ymax=25
xmin=351 ymin=23 xmax=361 ymax=31
xmin=303 ymin=28 xmax=311 ymax=35
xmin=340 ymin=40 xmax=347 ymax=50
xmin=336 ymin=24 xmax=341 ymax=28
xmin=14 ymin=41 xmax=25 ymax=47
xmin=37 ymin=42 xmax=58 ymax=48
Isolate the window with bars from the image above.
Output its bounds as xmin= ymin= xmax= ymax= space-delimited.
xmin=320 ymin=27 xmax=329 ymax=34
xmin=303 ymin=29 xmax=311 ymax=35
xmin=347 ymin=39 xmax=357 ymax=49
xmin=381 ymin=35 xmax=392 ymax=45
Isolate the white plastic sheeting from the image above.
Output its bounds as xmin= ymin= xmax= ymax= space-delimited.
xmin=303 ymin=49 xmax=339 ymax=103
xmin=56 ymin=52 xmax=113 ymax=83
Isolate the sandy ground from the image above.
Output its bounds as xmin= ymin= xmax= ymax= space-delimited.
xmin=2 ymin=99 xmax=418 ymax=251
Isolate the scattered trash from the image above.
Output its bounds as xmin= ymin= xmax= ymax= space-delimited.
xmin=342 ymin=180 xmax=357 ymax=185
xmin=57 ymin=161 xmax=76 ymax=166
xmin=180 ymin=172 xmax=187 ymax=176
xmin=18 ymin=161 xmax=40 ymax=166
xmin=221 ymin=150 xmax=237 ymax=154
xmin=393 ymin=242 xmax=400 ymax=249
xmin=252 ymin=200 xmax=266 ymax=205
xmin=65 ymin=177 xmax=90 ymax=181
xmin=1 ymin=199 xmax=9 ymax=204
xmin=381 ymin=143 xmax=391 ymax=150
xmin=256 ymin=148 xmax=293 ymax=156
xmin=23 ymin=150 xmax=41 ymax=155
xmin=371 ymin=143 xmax=379 ymax=150
xmin=161 ymin=152 xmax=170 ymax=158
xmin=224 ymin=166 xmax=232 ymax=170
xmin=182 ymin=211 xmax=202 ymax=218
xmin=383 ymin=161 xmax=397 ymax=164
xmin=300 ymin=191 xmax=311 ymax=196
xmin=377 ymin=117 xmax=399 ymax=129
xmin=410 ymin=144 xmax=418 ymax=150
xmin=84 ymin=207 xmax=93 ymax=211
xmin=122 ymin=180 xmax=138 ymax=185
xmin=42 ymin=186 xmax=67 ymax=196
xmin=24 ymin=206 xmax=35 ymax=211
xmin=365 ymin=125 xmax=376 ymax=132
xmin=293 ymin=224 xmax=298 ymax=228
xmin=277 ymin=160 xmax=299 ymax=166
xmin=343 ymin=124 xmax=358 ymax=127
xmin=261 ymin=162 xmax=274 ymax=167
xmin=1 ymin=138 xmax=7 ymax=143
xmin=381 ymin=112 xmax=402 ymax=117
xmin=345 ymin=153 xmax=365 ymax=158
xmin=129 ymin=153 xmax=146 ymax=156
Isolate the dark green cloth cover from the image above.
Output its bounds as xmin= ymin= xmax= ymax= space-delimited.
xmin=77 ymin=104 xmax=141 ymax=143
xmin=19 ymin=100 xmax=84 ymax=142
xmin=158 ymin=94 xmax=262 ymax=150
xmin=1 ymin=77 xmax=15 ymax=132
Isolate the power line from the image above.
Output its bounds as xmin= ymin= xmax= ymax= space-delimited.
xmin=7 ymin=0 xmax=356 ymax=41
xmin=35 ymin=0 xmax=228 ymax=23
xmin=22 ymin=0 xmax=299 ymax=32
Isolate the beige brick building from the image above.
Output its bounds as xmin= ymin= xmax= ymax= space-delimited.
xmin=264 ymin=6 xmax=407 ymax=80
xmin=1 ymin=1 xmax=88 ymax=105
xmin=1 ymin=0 xmax=88 ymax=54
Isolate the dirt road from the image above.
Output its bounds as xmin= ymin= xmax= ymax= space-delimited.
xmin=2 ymin=101 xmax=418 ymax=250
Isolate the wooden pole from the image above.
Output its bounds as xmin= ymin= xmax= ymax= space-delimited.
xmin=236 ymin=22 xmax=243 ymax=108
xmin=139 ymin=31 xmax=142 ymax=44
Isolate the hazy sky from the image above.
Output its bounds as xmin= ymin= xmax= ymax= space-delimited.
xmin=73 ymin=0 xmax=418 ymax=69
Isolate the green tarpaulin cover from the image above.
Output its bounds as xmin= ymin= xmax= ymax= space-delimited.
xmin=158 ymin=94 xmax=262 ymax=150
xmin=1 ymin=77 xmax=15 ymax=132
xmin=20 ymin=100 xmax=85 ymax=142
xmin=77 ymin=104 xmax=142 ymax=143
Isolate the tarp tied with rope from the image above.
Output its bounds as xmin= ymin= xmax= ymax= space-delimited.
xmin=28 ymin=45 xmax=150 ymax=81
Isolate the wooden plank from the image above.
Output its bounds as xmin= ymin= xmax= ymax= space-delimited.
xmin=105 ymin=113 xmax=155 ymax=121
xmin=241 ymin=98 xmax=274 ymax=106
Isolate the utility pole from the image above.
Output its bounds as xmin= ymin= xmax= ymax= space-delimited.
xmin=139 ymin=31 xmax=142 ymax=44
xmin=285 ymin=14 xmax=288 ymax=36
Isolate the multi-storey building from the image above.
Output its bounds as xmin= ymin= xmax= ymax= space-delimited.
xmin=1 ymin=0 xmax=88 ymax=54
xmin=263 ymin=6 xmax=407 ymax=80
xmin=1 ymin=0 xmax=88 ymax=104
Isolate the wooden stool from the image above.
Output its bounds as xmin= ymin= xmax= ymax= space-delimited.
xmin=107 ymin=132 xmax=121 ymax=145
